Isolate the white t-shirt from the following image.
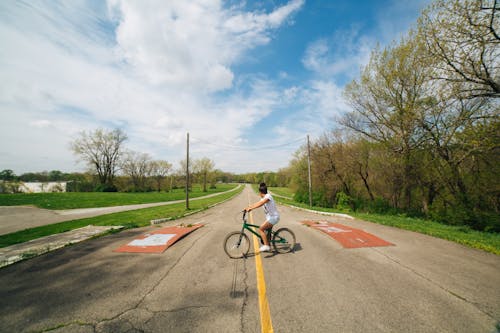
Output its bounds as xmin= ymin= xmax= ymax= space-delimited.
xmin=261 ymin=193 xmax=279 ymax=218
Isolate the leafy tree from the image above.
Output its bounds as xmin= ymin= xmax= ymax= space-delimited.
xmin=419 ymin=0 xmax=500 ymax=98
xmin=0 ymin=169 xmax=16 ymax=181
xmin=342 ymin=34 xmax=432 ymax=208
xmin=48 ymin=170 xmax=64 ymax=181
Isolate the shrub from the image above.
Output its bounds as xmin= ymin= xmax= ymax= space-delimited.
xmin=94 ymin=184 xmax=118 ymax=192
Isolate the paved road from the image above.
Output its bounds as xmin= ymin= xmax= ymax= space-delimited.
xmin=0 ymin=185 xmax=499 ymax=332
xmin=0 ymin=186 xmax=241 ymax=235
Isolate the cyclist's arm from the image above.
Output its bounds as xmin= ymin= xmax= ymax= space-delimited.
xmin=246 ymin=197 xmax=269 ymax=211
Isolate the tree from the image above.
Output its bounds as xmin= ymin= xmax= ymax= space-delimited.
xmin=419 ymin=0 xmax=500 ymax=98
xmin=121 ymin=151 xmax=154 ymax=191
xmin=193 ymin=158 xmax=215 ymax=192
xmin=48 ymin=170 xmax=64 ymax=181
xmin=0 ymin=169 xmax=16 ymax=181
xmin=150 ymin=160 xmax=173 ymax=192
xmin=346 ymin=138 xmax=376 ymax=202
xmin=342 ymin=34 xmax=432 ymax=208
xmin=70 ymin=128 xmax=127 ymax=190
xmin=419 ymin=96 xmax=500 ymax=227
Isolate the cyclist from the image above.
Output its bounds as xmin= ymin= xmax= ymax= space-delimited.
xmin=244 ymin=182 xmax=280 ymax=252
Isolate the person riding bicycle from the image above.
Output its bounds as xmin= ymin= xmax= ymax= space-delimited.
xmin=244 ymin=182 xmax=280 ymax=252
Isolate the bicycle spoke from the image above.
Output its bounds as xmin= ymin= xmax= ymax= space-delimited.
xmin=272 ymin=228 xmax=296 ymax=254
xmin=224 ymin=232 xmax=250 ymax=259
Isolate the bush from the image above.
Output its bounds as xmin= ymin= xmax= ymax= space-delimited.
xmin=335 ymin=192 xmax=352 ymax=212
xmin=66 ymin=181 xmax=95 ymax=192
xmin=94 ymin=184 xmax=118 ymax=192
xmin=293 ymin=188 xmax=309 ymax=204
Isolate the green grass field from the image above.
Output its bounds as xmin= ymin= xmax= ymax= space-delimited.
xmin=0 ymin=184 xmax=237 ymax=209
xmin=266 ymin=186 xmax=500 ymax=255
xmin=0 ymin=184 xmax=244 ymax=248
xmin=269 ymin=187 xmax=294 ymax=199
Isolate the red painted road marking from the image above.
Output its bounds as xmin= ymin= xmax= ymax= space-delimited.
xmin=114 ymin=224 xmax=203 ymax=253
xmin=302 ymin=220 xmax=394 ymax=248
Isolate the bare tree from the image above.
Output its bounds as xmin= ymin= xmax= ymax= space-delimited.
xmin=70 ymin=128 xmax=127 ymax=189
xmin=150 ymin=160 xmax=172 ymax=192
xmin=121 ymin=150 xmax=153 ymax=191
xmin=193 ymin=157 xmax=215 ymax=192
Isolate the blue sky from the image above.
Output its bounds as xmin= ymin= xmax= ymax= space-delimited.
xmin=0 ymin=0 xmax=431 ymax=174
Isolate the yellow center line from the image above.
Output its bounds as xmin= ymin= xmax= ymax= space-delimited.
xmin=248 ymin=194 xmax=274 ymax=333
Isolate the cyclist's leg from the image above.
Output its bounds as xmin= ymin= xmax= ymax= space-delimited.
xmin=259 ymin=221 xmax=273 ymax=246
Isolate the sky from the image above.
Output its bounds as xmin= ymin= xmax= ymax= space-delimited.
xmin=0 ymin=0 xmax=431 ymax=174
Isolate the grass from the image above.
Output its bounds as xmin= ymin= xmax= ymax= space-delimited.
xmin=0 ymin=184 xmax=237 ymax=209
xmin=269 ymin=187 xmax=294 ymax=199
xmin=352 ymin=212 xmax=500 ymax=255
xmin=0 ymin=185 xmax=244 ymax=248
xmin=264 ymin=186 xmax=500 ymax=255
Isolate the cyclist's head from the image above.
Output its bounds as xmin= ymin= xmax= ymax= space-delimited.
xmin=259 ymin=183 xmax=268 ymax=195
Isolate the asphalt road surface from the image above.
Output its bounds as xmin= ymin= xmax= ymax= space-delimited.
xmin=1 ymin=185 xmax=499 ymax=333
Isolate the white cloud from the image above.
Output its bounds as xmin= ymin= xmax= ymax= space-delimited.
xmin=108 ymin=0 xmax=304 ymax=92
xmin=302 ymin=25 xmax=374 ymax=82
xmin=0 ymin=0 xmax=304 ymax=174
xmin=272 ymin=80 xmax=349 ymax=141
xmin=29 ymin=120 xmax=52 ymax=128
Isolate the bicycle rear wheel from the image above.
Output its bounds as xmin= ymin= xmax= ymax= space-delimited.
xmin=272 ymin=228 xmax=296 ymax=253
xmin=223 ymin=231 xmax=250 ymax=259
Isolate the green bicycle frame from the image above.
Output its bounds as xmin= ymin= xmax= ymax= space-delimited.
xmin=241 ymin=211 xmax=284 ymax=245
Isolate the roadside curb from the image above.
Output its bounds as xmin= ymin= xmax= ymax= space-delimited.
xmin=0 ymin=225 xmax=123 ymax=268
xmin=281 ymin=203 xmax=354 ymax=219
xmin=253 ymin=187 xmax=353 ymax=220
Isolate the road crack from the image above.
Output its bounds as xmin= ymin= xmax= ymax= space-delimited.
xmin=239 ymin=258 xmax=249 ymax=333
xmin=84 ymin=229 xmax=211 ymax=332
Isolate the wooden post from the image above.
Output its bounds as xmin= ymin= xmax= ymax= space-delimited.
xmin=307 ymin=135 xmax=312 ymax=207
xmin=186 ymin=132 xmax=190 ymax=210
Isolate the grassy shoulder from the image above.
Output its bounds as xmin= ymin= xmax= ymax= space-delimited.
xmin=0 ymin=183 xmax=237 ymax=209
xmin=266 ymin=187 xmax=500 ymax=256
xmin=0 ymin=185 xmax=243 ymax=248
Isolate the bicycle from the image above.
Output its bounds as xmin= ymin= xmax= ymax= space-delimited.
xmin=223 ymin=210 xmax=296 ymax=259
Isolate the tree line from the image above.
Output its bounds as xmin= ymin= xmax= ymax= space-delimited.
xmin=288 ymin=0 xmax=499 ymax=232
xmin=0 ymin=166 xmax=290 ymax=193
xmin=0 ymin=125 xmax=291 ymax=193
xmin=0 ymin=128 xmax=218 ymax=193
xmin=69 ymin=128 xmax=222 ymax=192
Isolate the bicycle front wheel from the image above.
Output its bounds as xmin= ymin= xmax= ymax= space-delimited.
xmin=272 ymin=228 xmax=296 ymax=253
xmin=223 ymin=231 xmax=250 ymax=259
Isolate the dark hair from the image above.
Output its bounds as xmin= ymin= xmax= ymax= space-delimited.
xmin=259 ymin=182 xmax=268 ymax=194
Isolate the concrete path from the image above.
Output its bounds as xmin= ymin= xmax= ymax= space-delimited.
xmin=0 ymin=185 xmax=241 ymax=235
xmin=0 ymin=225 xmax=123 ymax=268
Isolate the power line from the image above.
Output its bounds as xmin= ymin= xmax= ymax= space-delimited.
xmin=190 ymin=136 xmax=305 ymax=152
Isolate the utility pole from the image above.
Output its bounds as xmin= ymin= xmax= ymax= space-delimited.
xmin=307 ymin=134 xmax=312 ymax=207
xmin=186 ymin=132 xmax=190 ymax=210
